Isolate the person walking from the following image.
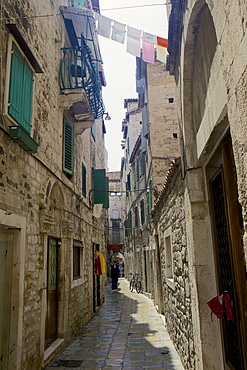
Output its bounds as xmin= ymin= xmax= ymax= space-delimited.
xmin=110 ymin=261 xmax=120 ymax=292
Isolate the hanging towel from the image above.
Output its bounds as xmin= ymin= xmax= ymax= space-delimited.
xmin=96 ymin=13 xmax=112 ymax=38
xmin=156 ymin=36 xmax=168 ymax=63
xmin=98 ymin=252 xmax=106 ymax=275
xmin=142 ymin=32 xmax=156 ymax=63
xmin=111 ymin=20 xmax=126 ymax=44
xmin=126 ymin=26 xmax=141 ymax=57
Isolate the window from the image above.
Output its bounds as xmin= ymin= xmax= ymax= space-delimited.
xmin=125 ymin=211 xmax=132 ymax=236
xmin=134 ymin=206 xmax=139 ymax=227
xmin=72 ymin=241 xmax=83 ymax=282
xmin=135 ymin=159 xmax=139 ymax=182
xmin=140 ymin=152 xmax=145 ymax=176
xmin=164 ymin=227 xmax=175 ymax=290
xmin=8 ymin=41 xmax=34 ymax=133
xmin=73 ymin=246 xmax=81 ymax=280
xmin=112 ymin=220 xmax=120 ymax=229
xmin=93 ymin=168 xmax=109 ymax=208
xmin=146 ymin=182 xmax=152 ymax=221
xmin=168 ymin=98 xmax=174 ymax=103
xmin=140 ymin=199 xmax=145 ymax=225
xmin=63 ymin=119 xmax=74 ymax=177
xmin=82 ymin=163 xmax=86 ymax=197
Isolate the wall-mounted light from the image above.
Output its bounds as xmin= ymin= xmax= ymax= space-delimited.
xmin=103 ymin=112 xmax=111 ymax=121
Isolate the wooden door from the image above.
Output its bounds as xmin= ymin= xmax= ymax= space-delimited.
xmin=209 ymin=136 xmax=247 ymax=369
xmin=0 ymin=227 xmax=13 ymax=369
xmin=45 ymin=238 xmax=58 ymax=348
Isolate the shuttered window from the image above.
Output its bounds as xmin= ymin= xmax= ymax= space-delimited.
xmin=140 ymin=199 xmax=145 ymax=225
xmin=93 ymin=168 xmax=109 ymax=208
xmin=63 ymin=120 xmax=74 ymax=176
xmin=8 ymin=42 xmax=34 ymax=133
xmin=82 ymin=163 xmax=86 ymax=197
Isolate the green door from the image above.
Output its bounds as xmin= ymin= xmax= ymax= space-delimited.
xmin=45 ymin=238 xmax=58 ymax=348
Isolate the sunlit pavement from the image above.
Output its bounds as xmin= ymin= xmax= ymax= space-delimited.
xmin=46 ymin=278 xmax=184 ymax=369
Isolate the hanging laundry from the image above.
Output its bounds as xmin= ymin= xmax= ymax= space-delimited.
xmin=142 ymin=31 xmax=156 ymax=63
xmin=126 ymin=25 xmax=141 ymax=57
xmin=111 ymin=20 xmax=126 ymax=44
xmin=94 ymin=250 xmax=106 ymax=275
xmin=96 ymin=13 xmax=112 ymax=38
xmin=156 ymin=36 xmax=168 ymax=63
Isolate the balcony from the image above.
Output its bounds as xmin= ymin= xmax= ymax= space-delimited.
xmin=59 ymin=38 xmax=104 ymax=131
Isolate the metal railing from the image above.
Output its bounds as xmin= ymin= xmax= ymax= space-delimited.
xmin=59 ymin=37 xmax=104 ymax=119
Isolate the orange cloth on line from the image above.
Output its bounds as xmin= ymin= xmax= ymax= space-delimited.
xmin=98 ymin=252 xmax=106 ymax=274
xmin=156 ymin=36 xmax=168 ymax=48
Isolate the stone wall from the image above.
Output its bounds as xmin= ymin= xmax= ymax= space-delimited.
xmin=0 ymin=0 xmax=108 ymax=368
xmin=152 ymin=161 xmax=195 ymax=370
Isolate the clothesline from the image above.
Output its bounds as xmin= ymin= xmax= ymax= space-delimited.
xmin=94 ymin=12 xmax=168 ymax=64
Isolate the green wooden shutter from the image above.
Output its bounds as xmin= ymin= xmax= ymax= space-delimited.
xmin=93 ymin=169 xmax=109 ymax=208
xmin=8 ymin=42 xmax=24 ymax=125
xmin=140 ymin=152 xmax=145 ymax=175
xmin=82 ymin=163 xmax=86 ymax=197
xmin=104 ymin=177 xmax=109 ymax=209
xmin=8 ymin=42 xmax=33 ymax=134
xmin=63 ymin=120 xmax=74 ymax=175
xmin=22 ymin=59 xmax=34 ymax=133
xmin=136 ymin=159 xmax=139 ymax=181
xmin=140 ymin=199 xmax=145 ymax=224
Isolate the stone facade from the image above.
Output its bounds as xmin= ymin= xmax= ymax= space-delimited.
xmin=121 ymin=60 xmax=180 ymax=305
xmin=0 ymin=1 xmax=108 ymax=369
xmin=150 ymin=1 xmax=247 ymax=369
xmin=151 ymin=159 xmax=195 ymax=370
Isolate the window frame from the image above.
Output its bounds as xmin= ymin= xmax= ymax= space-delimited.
xmin=164 ymin=227 xmax=175 ymax=290
xmin=82 ymin=162 xmax=87 ymax=197
xmin=71 ymin=241 xmax=84 ymax=288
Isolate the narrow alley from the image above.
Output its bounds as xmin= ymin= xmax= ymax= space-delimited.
xmin=46 ymin=279 xmax=184 ymax=370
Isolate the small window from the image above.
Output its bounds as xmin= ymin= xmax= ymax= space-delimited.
xmin=140 ymin=199 xmax=145 ymax=225
xmin=73 ymin=246 xmax=81 ymax=280
xmin=82 ymin=163 xmax=86 ymax=197
xmin=173 ymin=133 xmax=178 ymax=138
xmin=165 ymin=235 xmax=173 ymax=279
xmin=134 ymin=206 xmax=139 ymax=227
xmin=168 ymin=98 xmax=174 ymax=103
xmin=63 ymin=119 xmax=74 ymax=178
xmin=112 ymin=220 xmax=120 ymax=229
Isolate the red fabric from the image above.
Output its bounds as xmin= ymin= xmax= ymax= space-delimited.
xmin=207 ymin=293 xmax=234 ymax=321
xmin=94 ymin=254 xmax=102 ymax=275
xmin=156 ymin=36 xmax=168 ymax=48
xmin=224 ymin=293 xmax=234 ymax=321
xmin=207 ymin=295 xmax=224 ymax=318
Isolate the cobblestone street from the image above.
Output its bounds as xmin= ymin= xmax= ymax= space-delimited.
xmin=46 ymin=278 xmax=184 ymax=369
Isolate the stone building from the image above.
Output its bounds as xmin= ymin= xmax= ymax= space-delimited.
xmin=106 ymin=171 xmax=124 ymax=275
xmin=150 ymin=1 xmax=247 ymax=369
xmin=0 ymin=0 xmax=109 ymax=368
xmin=121 ymin=59 xmax=180 ymax=303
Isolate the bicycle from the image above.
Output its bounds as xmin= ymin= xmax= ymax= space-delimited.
xmin=129 ymin=273 xmax=141 ymax=293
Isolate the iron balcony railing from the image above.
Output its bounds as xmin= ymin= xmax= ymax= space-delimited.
xmin=60 ymin=38 xmax=104 ymax=119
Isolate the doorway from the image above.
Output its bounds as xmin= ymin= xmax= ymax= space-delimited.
xmin=208 ymin=134 xmax=247 ymax=369
xmin=45 ymin=238 xmax=59 ymax=348
xmin=0 ymin=226 xmax=13 ymax=369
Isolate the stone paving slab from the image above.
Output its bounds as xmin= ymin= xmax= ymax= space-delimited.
xmin=46 ymin=278 xmax=184 ymax=370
